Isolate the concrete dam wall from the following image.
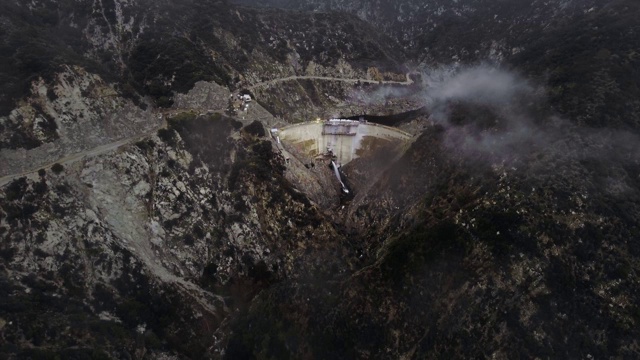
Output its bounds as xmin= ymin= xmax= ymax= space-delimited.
xmin=277 ymin=119 xmax=412 ymax=165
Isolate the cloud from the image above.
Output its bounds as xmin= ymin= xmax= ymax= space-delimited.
xmin=426 ymin=64 xmax=535 ymax=106
xmin=418 ymin=64 xmax=640 ymax=198
xmin=424 ymin=64 xmax=544 ymax=117
xmin=347 ymin=83 xmax=416 ymax=105
xmin=420 ymin=64 xmax=554 ymax=159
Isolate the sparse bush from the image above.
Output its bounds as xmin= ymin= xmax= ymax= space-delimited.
xmin=5 ymin=177 xmax=28 ymax=201
xmin=157 ymin=128 xmax=180 ymax=148
xmin=201 ymin=261 xmax=219 ymax=288
xmin=51 ymin=163 xmax=64 ymax=174
xmin=33 ymin=181 xmax=48 ymax=195
xmin=135 ymin=139 xmax=155 ymax=152
xmin=168 ymin=112 xmax=197 ymax=125
xmin=184 ymin=233 xmax=195 ymax=245
xmin=51 ymin=203 xmax=67 ymax=217
xmin=243 ymin=120 xmax=266 ymax=137
xmin=55 ymin=184 xmax=71 ymax=195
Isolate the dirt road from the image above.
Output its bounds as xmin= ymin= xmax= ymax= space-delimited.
xmin=0 ymin=131 xmax=159 ymax=187
xmin=248 ymin=73 xmax=415 ymax=90
xmin=1 ymin=74 xmax=417 ymax=188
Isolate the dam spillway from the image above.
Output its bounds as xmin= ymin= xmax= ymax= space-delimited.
xmin=277 ymin=119 xmax=412 ymax=165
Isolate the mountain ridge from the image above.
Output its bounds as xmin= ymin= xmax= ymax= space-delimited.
xmin=2 ymin=0 xmax=640 ymax=358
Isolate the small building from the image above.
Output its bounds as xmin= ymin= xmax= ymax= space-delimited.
xmin=242 ymin=94 xmax=252 ymax=102
xmin=323 ymin=119 xmax=359 ymax=136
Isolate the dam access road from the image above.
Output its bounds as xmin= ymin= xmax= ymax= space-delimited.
xmin=1 ymin=73 xmax=417 ymax=187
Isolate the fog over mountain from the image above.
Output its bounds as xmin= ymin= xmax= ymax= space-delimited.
xmin=1 ymin=0 xmax=640 ymax=359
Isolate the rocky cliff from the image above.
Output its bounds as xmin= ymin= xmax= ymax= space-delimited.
xmin=2 ymin=0 xmax=640 ymax=359
xmin=236 ymin=0 xmax=640 ymax=130
xmin=0 ymin=109 xmax=354 ymax=357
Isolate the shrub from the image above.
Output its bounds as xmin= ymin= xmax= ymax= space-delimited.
xmin=135 ymin=139 xmax=155 ymax=152
xmin=51 ymin=163 xmax=64 ymax=174
xmin=33 ymin=181 xmax=48 ymax=195
xmin=157 ymin=128 xmax=177 ymax=146
xmin=243 ymin=120 xmax=266 ymax=137
xmin=5 ymin=177 xmax=28 ymax=201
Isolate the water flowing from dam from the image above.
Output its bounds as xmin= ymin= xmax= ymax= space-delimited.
xmin=331 ymin=161 xmax=349 ymax=193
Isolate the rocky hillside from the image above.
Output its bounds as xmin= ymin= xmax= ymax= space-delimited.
xmin=225 ymin=69 xmax=640 ymax=358
xmin=236 ymin=0 xmax=640 ymax=129
xmin=0 ymin=110 xmax=354 ymax=358
xmin=0 ymin=0 xmax=406 ymax=151
xmin=2 ymin=0 xmax=640 ymax=359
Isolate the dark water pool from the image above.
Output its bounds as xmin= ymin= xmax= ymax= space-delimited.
xmin=346 ymin=106 xmax=428 ymax=127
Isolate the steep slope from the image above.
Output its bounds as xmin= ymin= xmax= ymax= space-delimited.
xmin=235 ymin=0 xmax=640 ymax=129
xmin=0 ymin=113 xmax=352 ymax=358
xmin=225 ymin=72 xmax=640 ymax=358
xmin=2 ymin=0 xmax=640 ymax=359
xmin=0 ymin=0 xmax=406 ymax=150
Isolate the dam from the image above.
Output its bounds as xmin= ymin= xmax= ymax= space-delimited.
xmin=276 ymin=119 xmax=412 ymax=165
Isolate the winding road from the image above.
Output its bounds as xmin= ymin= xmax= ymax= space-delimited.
xmin=0 ymin=132 xmax=157 ymax=187
xmin=248 ymin=73 xmax=415 ymax=90
xmin=0 ymin=73 xmax=416 ymax=188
